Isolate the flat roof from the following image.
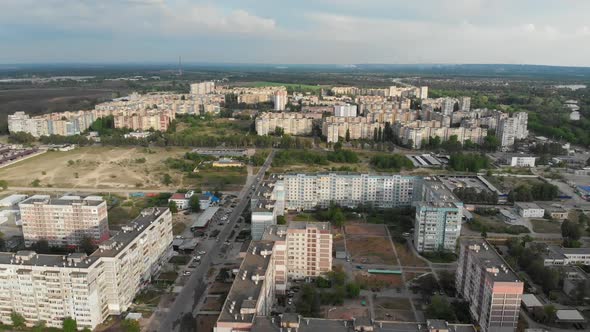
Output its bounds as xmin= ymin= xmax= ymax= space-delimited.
xmin=192 ymin=207 xmax=219 ymax=228
xmin=19 ymin=196 xmax=104 ymax=206
xmin=521 ymin=294 xmax=543 ymax=308
xmin=463 ymin=240 xmax=521 ymax=283
xmin=548 ymin=245 xmax=590 ymax=256
xmin=556 ymin=309 xmax=585 ymax=322
xmin=218 ymin=241 xmax=275 ymax=324
xmin=515 ymin=202 xmax=543 ymax=210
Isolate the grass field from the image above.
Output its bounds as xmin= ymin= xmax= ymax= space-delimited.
xmin=346 ymin=236 xmax=398 ymax=265
xmin=531 ymin=219 xmax=562 ymax=233
xmin=394 ymin=243 xmax=428 ymax=267
xmin=0 ymin=146 xmax=246 ymax=190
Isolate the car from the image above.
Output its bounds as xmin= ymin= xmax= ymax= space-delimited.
xmin=198 ymin=251 xmax=206 ymax=255
xmin=175 ymin=236 xmax=183 ymax=239
xmin=183 ymin=271 xmax=191 ymax=276
xmin=356 ymin=265 xmax=363 ymax=270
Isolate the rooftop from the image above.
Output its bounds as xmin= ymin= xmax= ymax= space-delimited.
xmin=515 ymin=202 xmax=543 ymax=210
xmin=218 ymin=241 xmax=275 ymax=324
xmin=464 ymin=240 xmax=521 ymax=283
xmin=19 ymin=195 xmax=104 ymax=207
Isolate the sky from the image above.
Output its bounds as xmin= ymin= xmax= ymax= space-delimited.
xmin=1 ymin=0 xmax=590 ymax=66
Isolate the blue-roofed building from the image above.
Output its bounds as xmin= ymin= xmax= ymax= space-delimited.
xmin=577 ymin=185 xmax=590 ymax=200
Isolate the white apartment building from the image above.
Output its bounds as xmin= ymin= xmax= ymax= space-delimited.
xmin=442 ymin=98 xmax=456 ymax=115
xmin=272 ymin=90 xmax=288 ymax=111
xmin=263 ymin=222 xmax=332 ymax=293
xmin=413 ymin=180 xmax=463 ymax=252
xmin=514 ymin=202 xmax=544 ymax=218
xmin=459 ymin=97 xmax=471 ymax=112
xmin=215 ymin=241 xmax=276 ymax=332
xmin=19 ymin=195 xmax=109 ymax=247
xmin=456 ymin=240 xmax=523 ymax=332
xmin=0 ymin=207 xmax=173 ymax=330
xmin=190 ymin=81 xmax=215 ymax=95
xmin=497 ymin=112 xmax=528 ymax=148
xmin=251 ymin=177 xmax=285 ymax=240
xmin=334 ymin=104 xmax=358 ymax=117
xmin=419 ymin=86 xmax=429 ymax=100
xmin=255 ymin=112 xmax=318 ymax=136
xmin=283 ymin=173 xmax=417 ymax=210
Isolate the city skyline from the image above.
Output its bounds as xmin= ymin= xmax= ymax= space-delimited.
xmin=2 ymin=0 xmax=590 ymax=66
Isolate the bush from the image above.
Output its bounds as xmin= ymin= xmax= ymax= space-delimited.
xmin=370 ymin=154 xmax=414 ymax=170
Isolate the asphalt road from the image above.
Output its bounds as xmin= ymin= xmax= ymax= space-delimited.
xmin=152 ymin=150 xmax=275 ymax=332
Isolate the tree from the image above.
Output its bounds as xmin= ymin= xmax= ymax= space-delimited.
xmin=79 ymin=236 xmax=96 ymax=255
xmin=587 ymin=156 xmax=590 ymax=166
xmin=31 ymin=179 xmax=41 ymax=187
xmin=161 ymin=173 xmax=172 ymax=186
xmin=426 ymin=295 xmax=456 ymax=321
xmin=121 ymin=319 xmax=141 ymax=332
xmin=277 ymin=215 xmax=286 ymax=225
xmin=189 ymin=195 xmax=201 ymax=213
xmin=453 ymin=101 xmax=460 ymax=112
xmin=32 ymin=239 xmax=50 ymax=254
xmin=562 ymin=219 xmax=582 ymax=247
xmin=346 ymin=282 xmax=361 ymax=298
xmin=32 ymin=321 xmax=46 ymax=332
xmin=62 ymin=317 xmax=77 ymax=332
xmin=11 ymin=311 xmax=26 ymax=329
xmin=168 ymin=200 xmax=178 ymax=214
xmin=345 ymin=129 xmax=351 ymax=142
xmin=0 ymin=179 xmax=7 ymax=190
xmin=274 ymin=126 xmax=285 ymax=136
xmin=541 ymin=304 xmax=557 ymax=323
xmin=333 ymin=141 xmax=343 ymax=151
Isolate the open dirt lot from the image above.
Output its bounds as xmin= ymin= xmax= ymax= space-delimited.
xmin=323 ymin=298 xmax=370 ymax=319
xmin=0 ymin=146 xmax=203 ymax=189
xmin=345 ymin=223 xmax=388 ymax=236
xmin=373 ymin=297 xmax=415 ymax=321
xmin=394 ymin=243 xmax=428 ymax=267
xmin=354 ymin=272 xmax=404 ymax=289
xmin=346 ymin=236 xmax=398 ymax=265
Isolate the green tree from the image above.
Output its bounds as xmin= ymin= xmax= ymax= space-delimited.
xmin=277 ymin=215 xmax=286 ymax=225
xmin=345 ymin=129 xmax=351 ymax=142
xmin=426 ymin=295 xmax=456 ymax=321
xmin=333 ymin=141 xmax=343 ymax=151
xmin=121 ymin=319 xmax=141 ymax=332
xmin=62 ymin=317 xmax=77 ymax=332
xmin=161 ymin=173 xmax=172 ymax=186
xmin=32 ymin=321 xmax=46 ymax=332
xmin=346 ymin=282 xmax=361 ymax=298
xmin=31 ymin=179 xmax=41 ymax=187
xmin=189 ymin=195 xmax=201 ymax=213
xmin=79 ymin=236 xmax=96 ymax=255
xmin=11 ymin=311 xmax=26 ymax=329
xmin=168 ymin=200 xmax=179 ymax=214
xmin=0 ymin=180 xmax=7 ymax=190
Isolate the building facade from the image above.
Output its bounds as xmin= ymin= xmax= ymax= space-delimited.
xmin=19 ymin=195 xmax=109 ymax=247
xmin=334 ymin=104 xmax=358 ymax=117
xmin=456 ymin=240 xmax=524 ymax=332
xmin=0 ymin=207 xmax=172 ymax=330
xmin=255 ymin=112 xmax=317 ymax=136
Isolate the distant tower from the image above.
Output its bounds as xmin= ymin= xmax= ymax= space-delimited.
xmin=178 ymin=56 xmax=183 ymax=76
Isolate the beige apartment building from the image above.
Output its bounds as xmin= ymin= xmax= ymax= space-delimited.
xmin=0 ymin=207 xmax=173 ymax=330
xmin=456 ymin=240 xmax=524 ymax=332
xmin=322 ymin=116 xmax=382 ymax=143
xmin=263 ymin=222 xmax=332 ymax=293
xmin=255 ymin=112 xmax=318 ymax=136
xmin=19 ymin=195 xmax=109 ymax=247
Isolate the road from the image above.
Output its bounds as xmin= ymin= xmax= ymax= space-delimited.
xmin=150 ymin=150 xmax=275 ymax=332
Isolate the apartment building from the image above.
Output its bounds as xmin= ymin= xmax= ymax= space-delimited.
xmin=255 ymin=112 xmax=318 ymax=136
xmin=413 ymin=180 xmax=463 ymax=252
xmin=251 ymin=177 xmax=285 ymax=240
xmin=190 ymin=81 xmax=215 ymax=95
xmin=215 ymin=241 xmax=276 ymax=332
xmin=0 ymin=207 xmax=173 ymax=330
xmin=283 ymin=173 xmax=417 ymax=210
xmin=497 ymin=112 xmax=528 ymax=148
xmin=113 ymin=109 xmax=175 ymax=132
xmin=8 ymin=111 xmax=95 ymax=137
xmin=456 ymin=240 xmax=523 ymax=332
xmin=322 ymin=116 xmax=383 ymax=143
xmin=19 ymin=195 xmax=109 ymax=247
xmin=419 ymin=86 xmax=429 ymax=99
xmin=334 ymin=104 xmax=358 ymax=117
xmin=459 ymin=97 xmax=471 ymax=112
xmin=393 ymin=121 xmax=488 ymax=149
xmin=272 ymin=90 xmax=288 ymax=111
xmin=263 ymin=222 xmax=332 ymax=293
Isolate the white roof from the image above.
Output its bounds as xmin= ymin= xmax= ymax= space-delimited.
xmin=0 ymin=194 xmax=28 ymax=207
xmin=521 ymin=294 xmax=542 ymax=308
xmin=125 ymin=312 xmax=142 ymax=321
xmin=556 ymin=309 xmax=585 ymax=321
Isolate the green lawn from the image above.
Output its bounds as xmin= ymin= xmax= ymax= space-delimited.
xmin=530 ymin=219 xmax=562 ymax=234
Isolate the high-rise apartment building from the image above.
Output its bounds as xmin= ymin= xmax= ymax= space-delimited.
xmin=263 ymin=222 xmax=332 ymax=293
xmin=284 ymin=173 xmax=417 ymax=210
xmin=334 ymin=104 xmax=358 ymax=117
xmin=497 ymin=112 xmax=528 ymax=148
xmin=19 ymin=195 xmax=109 ymax=247
xmin=190 ymin=81 xmax=215 ymax=95
xmin=442 ymin=98 xmax=456 ymax=115
xmin=413 ymin=180 xmax=463 ymax=252
xmin=0 ymin=207 xmax=172 ymax=330
xmin=456 ymin=240 xmax=523 ymax=332
xmin=251 ymin=177 xmax=285 ymax=240
xmin=419 ymin=86 xmax=429 ymax=99
xmin=459 ymin=97 xmax=471 ymax=111
xmin=272 ymin=90 xmax=288 ymax=111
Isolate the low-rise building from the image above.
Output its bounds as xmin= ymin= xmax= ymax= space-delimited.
xmin=168 ymin=190 xmax=195 ymax=210
xmin=509 ymin=156 xmax=536 ymax=168
xmin=515 ymin=202 xmax=545 ymax=218
xmin=212 ymin=158 xmax=244 ymax=168
xmin=543 ymin=246 xmax=590 ymax=266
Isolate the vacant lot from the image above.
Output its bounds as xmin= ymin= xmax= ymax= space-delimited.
xmin=394 ymin=243 xmax=428 ymax=267
xmin=0 ymin=146 xmax=244 ymax=190
xmin=322 ymin=298 xmax=369 ymax=319
xmin=345 ymin=223 xmax=388 ymax=236
xmin=355 ymin=272 xmax=403 ymax=289
xmin=374 ymin=297 xmax=415 ymax=321
xmin=531 ymin=219 xmax=562 ymax=233
xmin=346 ymin=236 xmax=398 ymax=265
